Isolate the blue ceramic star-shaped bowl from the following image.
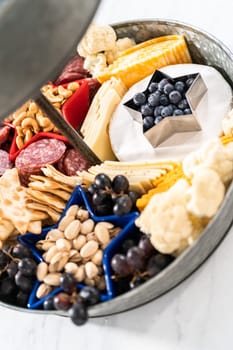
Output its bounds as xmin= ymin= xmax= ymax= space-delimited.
xmin=18 ymin=186 xmax=139 ymax=309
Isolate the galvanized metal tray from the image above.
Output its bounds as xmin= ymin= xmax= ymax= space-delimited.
xmin=1 ymin=19 xmax=233 ymax=317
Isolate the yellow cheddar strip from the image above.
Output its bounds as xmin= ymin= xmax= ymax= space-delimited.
xmin=220 ymin=135 xmax=233 ymax=145
xmin=136 ymin=163 xmax=185 ymax=211
xmin=96 ymin=35 xmax=192 ymax=88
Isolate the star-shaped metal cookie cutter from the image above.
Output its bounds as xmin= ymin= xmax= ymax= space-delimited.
xmin=124 ymin=70 xmax=207 ymax=147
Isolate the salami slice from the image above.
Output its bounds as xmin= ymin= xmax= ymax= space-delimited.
xmin=56 ymin=152 xmax=66 ymax=174
xmin=63 ymin=148 xmax=89 ymax=176
xmin=0 ymin=150 xmax=13 ymax=176
xmin=0 ymin=125 xmax=11 ymax=146
xmin=55 ymin=55 xmax=90 ymax=85
xmin=15 ymin=138 xmax=66 ymax=185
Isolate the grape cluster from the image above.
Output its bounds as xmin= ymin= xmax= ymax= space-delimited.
xmin=0 ymin=244 xmax=37 ymax=307
xmin=87 ymin=173 xmax=140 ymax=216
xmin=110 ymin=231 xmax=174 ymax=294
xmin=43 ymin=272 xmax=100 ymax=326
xmin=132 ymin=75 xmax=194 ymax=132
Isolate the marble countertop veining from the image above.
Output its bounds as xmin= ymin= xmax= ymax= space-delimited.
xmin=1 ymin=1 xmax=233 ymax=349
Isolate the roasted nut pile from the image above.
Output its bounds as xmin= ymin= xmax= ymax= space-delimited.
xmin=41 ymin=82 xmax=79 ymax=115
xmin=12 ymin=100 xmax=58 ymax=148
xmin=11 ymin=82 xmax=80 ymax=149
xmin=35 ymin=204 xmax=121 ymax=299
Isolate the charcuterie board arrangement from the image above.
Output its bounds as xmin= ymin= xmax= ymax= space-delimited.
xmin=1 ymin=20 xmax=233 ymax=326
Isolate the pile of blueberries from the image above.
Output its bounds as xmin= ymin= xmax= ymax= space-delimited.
xmin=132 ymin=76 xmax=195 ymax=132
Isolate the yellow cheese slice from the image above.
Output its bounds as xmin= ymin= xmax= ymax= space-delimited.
xmin=96 ymin=35 xmax=192 ymax=88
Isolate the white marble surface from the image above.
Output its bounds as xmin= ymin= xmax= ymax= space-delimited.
xmin=1 ymin=1 xmax=233 ymax=349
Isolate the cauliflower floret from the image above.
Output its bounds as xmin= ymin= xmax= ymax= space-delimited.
xmin=77 ymin=24 xmax=117 ymax=57
xmin=135 ymin=179 xmax=197 ymax=254
xmin=116 ymin=37 xmax=136 ymax=52
xmin=183 ymin=138 xmax=233 ymax=184
xmin=104 ymin=37 xmax=136 ymax=64
xmin=222 ymin=108 xmax=233 ymax=136
xmin=186 ymin=167 xmax=225 ymax=218
xmin=83 ymin=53 xmax=107 ymax=77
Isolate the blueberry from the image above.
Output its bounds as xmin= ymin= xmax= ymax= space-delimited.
xmin=148 ymin=93 xmax=160 ymax=107
xmin=178 ymin=98 xmax=189 ymax=110
xmin=168 ymin=104 xmax=176 ymax=112
xmin=175 ymin=81 xmax=186 ymax=93
xmin=173 ymin=109 xmax=183 ymax=116
xmin=159 ymin=94 xmax=169 ymax=106
xmin=164 ymin=83 xmax=174 ymax=95
xmin=186 ymin=77 xmax=194 ymax=88
xmin=184 ymin=108 xmax=192 ymax=115
xmin=133 ymin=92 xmax=146 ymax=106
xmin=143 ymin=116 xmax=154 ymax=131
xmin=148 ymin=82 xmax=158 ymax=93
xmin=161 ymin=105 xmax=173 ymax=117
xmin=141 ymin=104 xmax=153 ymax=117
xmin=154 ymin=116 xmax=163 ymax=124
xmin=169 ymin=90 xmax=182 ymax=104
xmin=158 ymin=78 xmax=169 ymax=92
xmin=154 ymin=106 xmax=163 ymax=117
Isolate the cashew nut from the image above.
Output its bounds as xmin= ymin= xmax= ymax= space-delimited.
xmin=16 ymin=126 xmax=24 ymax=137
xmin=67 ymin=82 xmax=79 ymax=92
xmin=24 ymin=128 xmax=34 ymax=143
xmin=36 ymin=114 xmax=50 ymax=128
xmin=12 ymin=111 xmax=28 ymax=126
xmin=58 ymin=85 xmax=73 ymax=99
xmin=28 ymin=101 xmax=39 ymax=114
xmin=21 ymin=117 xmax=40 ymax=133
xmin=43 ymin=123 xmax=54 ymax=132
xmin=43 ymin=89 xmax=64 ymax=103
xmin=16 ymin=135 xmax=24 ymax=149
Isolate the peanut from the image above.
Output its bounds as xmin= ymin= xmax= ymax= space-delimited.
xmin=74 ymin=265 xmax=85 ymax=282
xmin=94 ymin=224 xmax=110 ymax=245
xmin=36 ymin=283 xmax=52 ymax=299
xmin=36 ymin=262 xmax=48 ymax=282
xmin=58 ymin=215 xmax=75 ymax=232
xmin=72 ymin=235 xmax=86 ymax=250
xmin=77 ymin=209 xmax=89 ymax=221
xmin=65 ymin=262 xmax=78 ymax=274
xmin=44 ymin=245 xmax=58 ymax=263
xmin=64 ymin=219 xmax=81 ymax=240
xmin=80 ymin=240 xmax=98 ymax=258
xmin=43 ymin=272 xmax=61 ymax=286
xmin=56 ymin=238 xmax=72 ymax=251
xmin=85 ymin=261 xmax=99 ymax=279
xmin=46 ymin=229 xmax=64 ymax=241
xmin=91 ymin=249 xmax=103 ymax=266
xmin=80 ymin=219 xmax=95 ymax=234
xmin=66 ymin=204 xmax=79 ymax=217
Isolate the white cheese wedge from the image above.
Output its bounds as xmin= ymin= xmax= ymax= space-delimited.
xmin=81 ymin=77 xmax=127 ymax=161
xmin=109 ymin=64 xmax=233 ymax=162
